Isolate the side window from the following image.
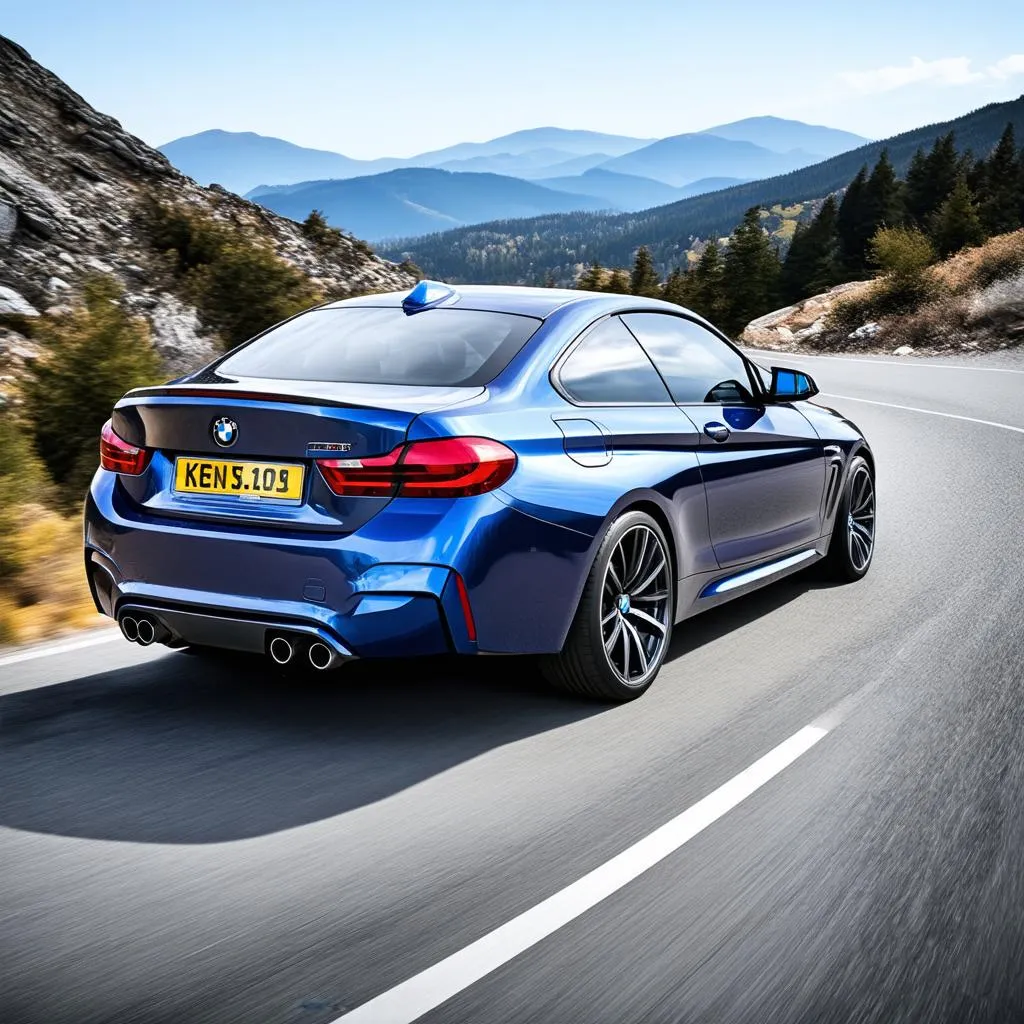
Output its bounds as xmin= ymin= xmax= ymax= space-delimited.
xmin=621 ymin=313 xmax=756 ymax=405
xmin=557 ymin=317 xmax=672 ymax=404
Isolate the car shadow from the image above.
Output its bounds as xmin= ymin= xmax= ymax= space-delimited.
xmin=0 ymin=572 xmax=836 ymax=846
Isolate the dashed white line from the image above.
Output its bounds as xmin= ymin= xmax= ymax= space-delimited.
xmin=821 ymin=393 xmax=1024 ymax=434
xmin=332 ymin=723 xmax=830 ymax=1024
xmin=0 ymin=631 xmax=118 ymax=668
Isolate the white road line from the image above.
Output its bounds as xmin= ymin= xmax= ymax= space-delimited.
xmin=820 ymin=393 xmax=1024 ymax=434
xmin=0 ymin=631 xmax=118 ymax=668
xmin=332 ymin=724 xmax=830 ymax=1024
xmin=745 ymin=351 xmax=1024 ymax=374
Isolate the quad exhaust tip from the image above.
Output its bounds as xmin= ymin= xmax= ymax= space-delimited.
xmin=308 ymin=641 xmax=334 ymax=671
xmin=136 ymin=618 xmax=155 ymax=646
xmin=120 ymin=616 xmax=139 ymax=643
xmin=268 ymin=635 xmax=294 ymax=665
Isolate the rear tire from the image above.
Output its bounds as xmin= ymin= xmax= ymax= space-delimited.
xmin=822 ymin=455 xmax=875 ymax=582
xmin=541 ymin=510 xmax=674 ymax=701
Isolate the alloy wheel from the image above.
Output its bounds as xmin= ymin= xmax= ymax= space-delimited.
xmin=600 ymin=524 xmax=672 ymax=685
xmin=846 ymin=465 xmax=875 ymax=572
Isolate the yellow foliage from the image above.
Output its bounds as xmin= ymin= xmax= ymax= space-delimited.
xmin=0 ymin=503 xmax=101 ymax=645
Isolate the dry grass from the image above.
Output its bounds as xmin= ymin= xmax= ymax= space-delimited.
xmin=0 ymin=504 xmax=103 ymax=645
xmin=933 ymin=229 xmax=1024 ymax=293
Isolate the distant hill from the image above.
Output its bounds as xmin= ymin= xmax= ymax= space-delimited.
xmin=597 ymin=133 xmax=822 ymax=186
xmin=533 ymin=169 xmax=748 ymax=213
xmin=162 ymin=121 xmax=865 ymax=197
xmin=249 ymin=167 xmax=611 ymax=241
xmin=434 ymin=148 xmax=604 ymax=178
xmin=380 ymin=95 xmax=1024 ymax=284
xmin=534 ymin=168 xmax=685 ymax=212
xmin=161 ymin=127 xmax=655 ymax=195
xmin=410 ymin=127 xmax=653 ymax=163
xmin=158 ymin=130 xmax=400 ymax=194
xmin=699 ymin=116 xmax=870 ymax=157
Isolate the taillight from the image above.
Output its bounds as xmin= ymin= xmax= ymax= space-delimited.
xmin=317 ymin=436 xmax=516 ymax=498
xmin=99 ymin=419 xmax=149 ymax=475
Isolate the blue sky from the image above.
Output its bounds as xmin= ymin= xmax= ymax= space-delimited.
xmin=3 ymin=0 xmax=1022 ymax=156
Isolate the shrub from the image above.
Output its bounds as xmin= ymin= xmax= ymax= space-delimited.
xmin=145 ymin=200 xmax=323 ymax=349
xmin=869 ymin=226 xmax=936 ymax=277
xmin=301 ymin=209 xmax=343 ymax=249
xmin=187 ymin=238 xmax=321 ymax=349
xmin=19 ymin=275 xmax=162 ymax=502
xmin=0 ymin=415 xmax=53 ymax=581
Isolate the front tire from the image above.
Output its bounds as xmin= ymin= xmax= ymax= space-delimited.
xmin=822 ymin=455 xmax=876 ymax=582
xmin=542 ymin=510 xmax=674 ymax=701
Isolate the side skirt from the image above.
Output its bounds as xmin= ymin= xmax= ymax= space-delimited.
xmin=674 ymin=538 xmax=829 ymax=622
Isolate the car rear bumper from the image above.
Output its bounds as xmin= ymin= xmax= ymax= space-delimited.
xmin=84 ymin=469 xmax=595 ymax=657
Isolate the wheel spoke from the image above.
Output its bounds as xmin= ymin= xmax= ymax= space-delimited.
xmin=632 ymin=556 xmax=666 ymax=598
xmin=633 ymin=589 xmax=668 ymax=603
xmin=620 ymin=617 xmax=649 ymax=677
xmin=602 ymin=608 xmax=618 ymax=627
xmin=624 ymin=529 xmax=650 ymax=590
xmin=628 ymin=606 xmax=667 ymax=636
xmin=605 ymin=559 xmax=623 ymax=594
xmin=851 ymin=520 xmax=872 ymax=543
xmin=604 ymin=616 xmax=622 ymax=654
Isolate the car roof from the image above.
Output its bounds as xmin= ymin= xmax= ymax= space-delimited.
xmin=322 ymin=283 xmax=696 ymax=320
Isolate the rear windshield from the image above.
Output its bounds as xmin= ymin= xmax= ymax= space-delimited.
xmin=216 ymin=307 xmax=542 ymax=386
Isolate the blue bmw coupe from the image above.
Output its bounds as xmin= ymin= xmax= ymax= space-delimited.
xmin=85 ymin=281 xmax=875 ymax=700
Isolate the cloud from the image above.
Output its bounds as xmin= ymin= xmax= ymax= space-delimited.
xmin=989 ymin=54 xmax=1024 ymax=80
xmin=839 ymin=54 xmax=1024 ymax=94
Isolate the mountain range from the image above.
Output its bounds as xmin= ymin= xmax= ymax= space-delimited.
xmin=164 ymin=118 xmax=869 ymax=240
xmin=378 ymin=94 xmax=1024 ymax=285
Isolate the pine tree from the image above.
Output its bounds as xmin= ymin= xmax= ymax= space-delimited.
xmin=932 ymin=175 xmax=986 ymax=257
xmin=862 ymin=150 xmax=904 ymax=232
xmin=576 ymin=260 xmax=604 ymax=291
xmin=661 ymin=265 xmax=687 ymax=305
xmin=907 ymin=133 xmax=959 ymax=229
xmin=903 ymin=148 xmax=931 ymax=226
xmin=605 ymin=268 xmax=631 ymax=294
xmin=836 ymin=165 xmax=870 ymax=275
xmin=780 ymin=195 xmax=842 ymax=302
xmin=629 ymin=246 xmax=662 ymax=297
xmin=837 ymin=153 xmax=904 ymax=275
xmin=978 ymin=124 xmax=1021 ymax=235
xmin=720 ymin=208 xmax=780 ymax=336
xmin=681 ymin=239 xmax=725 ymax=322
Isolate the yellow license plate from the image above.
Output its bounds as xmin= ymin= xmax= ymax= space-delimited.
xmin=174 ymin=457 xmax=305 ymax=500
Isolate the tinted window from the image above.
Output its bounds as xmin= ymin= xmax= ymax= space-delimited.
xmin=558 ymin=317 xmax=672 ymax=404
xmin=622 ymin=313 xmax=755 ymax=404
xmin=217 ymin=307 xmax=541 ymax=386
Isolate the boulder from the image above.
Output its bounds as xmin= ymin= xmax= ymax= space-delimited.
xmin=0 ymin=285 xmax=39 ymax=316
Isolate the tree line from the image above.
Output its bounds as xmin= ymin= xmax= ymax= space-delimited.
xmin=574 ymin=124 xmax=1024 ymax=336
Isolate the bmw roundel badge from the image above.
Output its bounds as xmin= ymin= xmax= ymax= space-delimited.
xmin=212 ymin=417 xmax=238 ymax=447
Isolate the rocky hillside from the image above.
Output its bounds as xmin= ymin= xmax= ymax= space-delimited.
xmin=0 ymin=35 xmax=414 ymax=374
xmin=741 ymin=230 xmax=1024 ymax=355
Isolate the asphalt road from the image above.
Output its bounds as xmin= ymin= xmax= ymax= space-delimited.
xmin=2 ymin=350 xmax=1023 ymax=1024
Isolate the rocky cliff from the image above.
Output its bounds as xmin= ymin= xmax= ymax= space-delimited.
xmin=0 ymin=35 xmax=414 ymax=373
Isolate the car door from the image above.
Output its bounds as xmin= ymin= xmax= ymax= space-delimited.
xmin=553 ymin=315 xmax=717 ymax=578
xmin=621 ymin=312 xmax=826 ymax=569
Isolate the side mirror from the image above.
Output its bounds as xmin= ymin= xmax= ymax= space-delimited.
xmin=768 ymin=366 xmax=818 ymax=402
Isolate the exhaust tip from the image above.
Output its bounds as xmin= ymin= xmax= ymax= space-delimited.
xmin=269 ymin=635 xmax=294 ymax=665
xmin=136 ymin=618 xmax=156 ymax=646
xmin=308 ymin=641 xmax=334 ymax=671
xmin=120 ymin=616 xmax=139 ymax=643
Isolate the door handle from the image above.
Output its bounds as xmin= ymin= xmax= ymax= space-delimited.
xmin=703 ymin=421 xmax=731 ymax=443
